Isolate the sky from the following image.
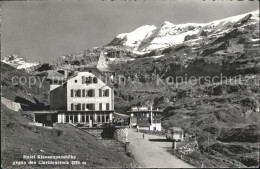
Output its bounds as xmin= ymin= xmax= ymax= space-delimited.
xmin=1 ymin=0 xmax=259 ymax=63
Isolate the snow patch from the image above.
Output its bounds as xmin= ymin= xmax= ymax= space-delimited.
xmin=251 ymin=38 xmax=259 ymax=42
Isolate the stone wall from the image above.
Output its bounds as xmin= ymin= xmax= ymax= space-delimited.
xmin=113 ymin=127 xmax=129 ymax=143
xmin=80 ymin=127 xmax=129 ymax=151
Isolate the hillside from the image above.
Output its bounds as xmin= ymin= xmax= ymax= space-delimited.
xmin=1 ymin=62 xmax=49 ymax=110
xmin=1 ymin=104 xmax=135 ymax=168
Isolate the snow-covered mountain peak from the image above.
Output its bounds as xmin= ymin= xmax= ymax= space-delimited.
xmin=107 ymin=10 xmax=259 ymax=53
xmin=1 ymin=54 xmax=39 ymax=71
xmin=161 ymin=21 xmax=175 ymax=28
xmin=112 ymin=25 xmax=156 ymax=50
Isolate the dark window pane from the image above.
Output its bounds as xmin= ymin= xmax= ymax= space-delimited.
xmin=66 ymin=116 xmax=69 ymax=122
xmin=71 ymin=90 xmax=73 ymax=97
xmin=82 ymin=89 xmax=85 ymax=97
xmin=74 ymin=116 xmax=78 ymax=123
xmin=99 ymin=103 xmax=102 ymax=110
xmin=106 ymin=103 xmax=109 ymax=110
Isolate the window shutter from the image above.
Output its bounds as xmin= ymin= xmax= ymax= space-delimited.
xmin=71 ymin=90 xmax=74 ymax=97
xmin=99 ymin=89 xmax=102 ymax=97
xmin=92 ymin=104 xmax=95 ymax=110
xmin=82 ymin=89 xmax=85 ymax=97
xmin=106 ymin=103 xmax=109 ymax=110
xmin=78 ymin=90 xmax=81 ymax=97
xmin=71 ymin=103 xmax=74 ymax=110
xmin=92 ymin=89 xmax=95 ymax=97
xmin=82 ymin=104 xmax=85 ymax=110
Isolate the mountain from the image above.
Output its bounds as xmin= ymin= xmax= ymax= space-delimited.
xmin=107 ymin=10 xmax=259 ymax=54
xmin=1 ymin=54 xmax=39 ymax=72
xmin=2 ymin=10 xmax=259 ymax=168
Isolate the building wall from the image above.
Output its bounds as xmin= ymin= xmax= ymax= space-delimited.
xmin=66 ymin=69 xmax=113 ymax=111
xmin=50 ymin=83 xmax=67 ymax=110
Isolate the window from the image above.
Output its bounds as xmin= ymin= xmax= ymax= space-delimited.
xmin=82 ymin=104 xmax=85 ymax=110
xmin=102 ymin=115 xmax=105 ymax=123
xmin=106 ymin=115 xmax=109 ymax=122
xmin=99 ymin=89 xmax=102 ymax=97
xmin=71 ymin=104 xmax=74 ymax=110
xmin=93 ymin=77 xmax=98 ymax=84
xmin=85 ymin=76 xmax=92 ymax=84
xmin=106 ymin=103 xmax=109 ymax=110
xmin=77 ymin=90 xmax=81 ymax=97
xmin=70 ymin=115 xmax=73 ymax=122
xmin=99 ymin=103 xmax=102 ymax=110
xmin=82 ymin=89 xmax=85 ymax=97
xmin=86 ymin=104 xmax=95 ymax=110
xmin=71 ymin=90 xmax=74 ymax=97
xmin=66 ymin=115 xmax=69 ymax=122
xmin=76 ymin=104 xmax=81 ymax=111
xmin=97 ymin=115 xmax=101 ymax=122
xmin=73 ymin=90 xmax=81 ymax=97
xmin=105 ymin=89 xmax=109 ymax=97
xmin=82 ymin=116 xmax=85 ymax=123
xmin=87 ymin=89 xmax=95 ymax=97
xmin=75 ymin=80 xmax=77 ymax=83
xmin=74 ymin=115 xmax=78 ymax=123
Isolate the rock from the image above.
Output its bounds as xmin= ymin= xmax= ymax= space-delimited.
xmin=184 ymin=34 xmax=198 ymax=41
xmin=1 ymin=97 xmax=21 ymax=112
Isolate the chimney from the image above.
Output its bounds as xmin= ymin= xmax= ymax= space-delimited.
xmin=64 ymin=69 xmax=68 ymax=80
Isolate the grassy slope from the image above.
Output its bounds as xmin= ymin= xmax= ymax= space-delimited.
xmin=1 ymin=104 xmax=134 ymax=168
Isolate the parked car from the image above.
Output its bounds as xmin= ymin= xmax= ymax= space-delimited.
xmin=166 ymin=127 xmax=184 ymax=141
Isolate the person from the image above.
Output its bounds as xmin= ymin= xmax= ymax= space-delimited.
xmin=143 ymin=133 xmax=145 ymax=139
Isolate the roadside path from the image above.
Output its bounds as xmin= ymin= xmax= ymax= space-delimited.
xmin=127 ymin=129 xmax=194 ymax=168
